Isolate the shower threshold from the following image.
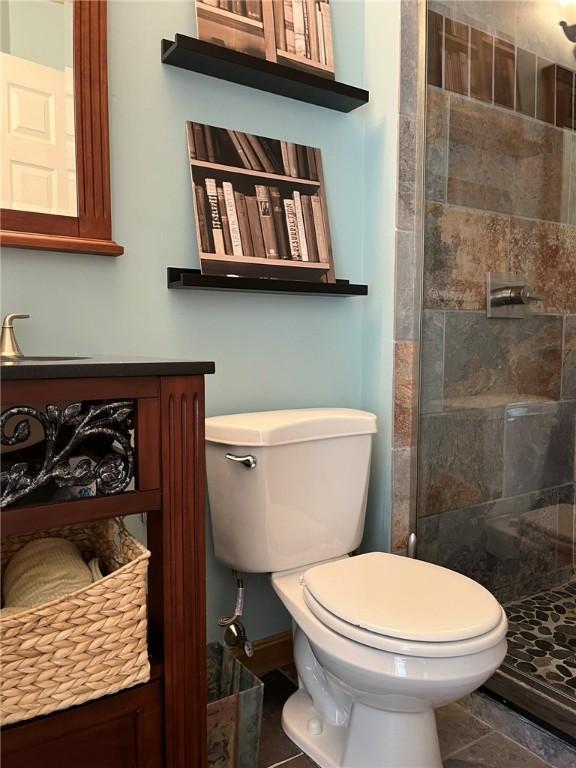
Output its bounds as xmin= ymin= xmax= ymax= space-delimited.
xmin=486 ymin=580 xmax=576 ymax=743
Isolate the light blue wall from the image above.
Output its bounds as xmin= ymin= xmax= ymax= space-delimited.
xmin=360 ymin=0 xmax=400 ymax=555
xmin=2 ymin=1 xmax=74 ymax=70
xmin=0 ymin=0 xmax=399 ymax=642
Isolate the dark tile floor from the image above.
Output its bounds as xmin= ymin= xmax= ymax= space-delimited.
xmin=257 ymin=670 xmax=569 ymax=768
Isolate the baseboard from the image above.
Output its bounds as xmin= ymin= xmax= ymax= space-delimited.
xmin=231 ymin=630 xmax=294 ymax=677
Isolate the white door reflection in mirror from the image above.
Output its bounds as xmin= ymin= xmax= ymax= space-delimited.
xmin=0 ymin=0 xmax=76 ymax=216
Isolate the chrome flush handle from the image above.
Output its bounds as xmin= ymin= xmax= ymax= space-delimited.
xmin=225 ymin=453 xmax=257 ymax=469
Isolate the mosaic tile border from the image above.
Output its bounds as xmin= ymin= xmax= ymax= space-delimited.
xmin=427 ymin=9 xmax=576 ymax=132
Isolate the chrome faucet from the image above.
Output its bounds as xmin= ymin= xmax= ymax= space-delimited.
xmin=1 ymin=314 xmax=29 ymax=359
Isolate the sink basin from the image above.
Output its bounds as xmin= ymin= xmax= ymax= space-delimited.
xmin=1 ymin=355 xmax=91 ymax=363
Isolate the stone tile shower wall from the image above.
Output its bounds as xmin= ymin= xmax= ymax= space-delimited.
xmin=417 ymin=2 xmax=576 ymax=603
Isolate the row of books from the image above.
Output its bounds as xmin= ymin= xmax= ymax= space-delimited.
xmin=187 ymin=123 xmax=319 ymax=180
xmin=200 ymin=0 xmax=262 ymax=22
xmin=194 ymin=179 xmax=330 ymax=262
xmin=276 ymin=0 xmax=333 ymax=68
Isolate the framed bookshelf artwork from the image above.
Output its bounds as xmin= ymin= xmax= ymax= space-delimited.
xmin=186 ymin=121 xmax=336 ymax=283
xmin=196 ymin=0 xmax=335 ymax=79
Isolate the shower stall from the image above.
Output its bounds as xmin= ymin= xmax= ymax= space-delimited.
xmin=416 ymin=0 xmax=576 ymax=741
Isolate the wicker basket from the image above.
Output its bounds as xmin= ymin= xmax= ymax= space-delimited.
xmin=0 ymin=518 xmax=150 ymax=725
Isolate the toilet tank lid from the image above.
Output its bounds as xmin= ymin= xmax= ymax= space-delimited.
xmin=205 ymin=408 xmax=377 ymax=447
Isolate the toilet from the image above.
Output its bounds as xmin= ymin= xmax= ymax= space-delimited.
xmin=205 ymin=408 xmax=508 ymax=768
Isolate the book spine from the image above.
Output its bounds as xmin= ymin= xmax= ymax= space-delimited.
xmin=292 ymin=0 xmax=307 ymax=57
xmin=269 ymin=186 xmax=290 ymax=259
xmin=246 ymin=133 xmax=276 ymax=174
xmin=227 ymin=129 xmax=252 ymax=169
xmin=296 ymin=143 xmax=308 ymax=178
xmin=302 ymin=0 xmax=311 ymax=58
xmin=245 ymin=0 xmax=261 ymax=20
xmin=246 ymin=195 xmax=266 ymax=259
xmin=204 ymin=125 xmax=216 ymax=163
xmin=283 ymin=199 xmax=300 ymax=259
xmin=280 ymin=141 xmax=290 ymax=175
xmin=193 ymin=122 xmax=207 ymax=160
xmin=219 ymin=0 xmax=233 ymax=11
xmin=316 ymin=2 xmax=326 ymax=65
xmin=186 ymin=122 xmax=196 ymax=160
xmin=205 ymin=179 xmax=225 ymax=253
xmin=274 ymin=0 xmax=286 ymax=50
xmin=235 ymin=191 xmax=253 ymax=256
xmin=217 ymin=186 xmax=233 ymax=255
xmin=302 ymin=195 xmax=319 ymax=262
xmin=194 ymin=184 xmax=213 ymax=253
xmin=260 ymin=137 xmax=282 ymax=174
xmin=236 ymin=131 xmax=262 ymax=170
xmin=306 ymin=0 xmax=319 ymax=61
xmin=232 ymin=0 xmax=244 ymax=15
xmin=223 ymin=181 xmax=243 ymax=256
xmin=292 ymin=191 xmax=309 ymax=261
xmin=286 ymin=142 xmax=299 ymax=177
xmin=284 ymin=0 xmax=296 ymax=53
xmin=320 ymin=0 xmax=334 ymax=70
xmin=311 ymin=195 xmax=329 ymax=262
xmin=306 ymin=146 xmax=318 ymax=180
xmin=255 ymin=185 xmax=279 ymax=258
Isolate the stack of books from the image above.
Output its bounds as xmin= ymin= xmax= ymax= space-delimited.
xmin=275 ymin=0 xmax=334 ymax=69
xmin=193 ymin=179 xmax=329 ymax=263
xmin=187 ymin=123 xmax=319 ymax=181
xmin=200 ymin=0 xmax=262 ymax=23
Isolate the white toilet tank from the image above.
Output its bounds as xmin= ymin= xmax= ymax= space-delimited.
xmin=205 ymin=408 xmax=377 ymax=573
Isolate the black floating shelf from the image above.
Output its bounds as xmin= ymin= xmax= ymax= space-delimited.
xmin=161 ymin=35 xmax=369 ymax=113
xmin=167 ymin=268 xmax=368 ymax=297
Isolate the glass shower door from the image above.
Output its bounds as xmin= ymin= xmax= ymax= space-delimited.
xmin=417 ymin=0 xmax=576 ymax=738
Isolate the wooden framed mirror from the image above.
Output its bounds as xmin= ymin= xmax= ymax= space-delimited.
xmin=0 ymin=0 xmax=122 ymax=256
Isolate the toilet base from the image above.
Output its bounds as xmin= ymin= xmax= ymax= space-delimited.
xmin=281 ymin=688 xmax=442 ymax=768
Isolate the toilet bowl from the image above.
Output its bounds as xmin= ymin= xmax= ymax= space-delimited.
xmin=272 ymin=554 xmax=507 ymax=768
xmin=205 ymin=409 xmax=508 ymax=768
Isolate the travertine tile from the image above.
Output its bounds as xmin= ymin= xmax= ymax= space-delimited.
xmin=508 ymin=219 xmax=576 ymax=315
xmin=437 ymin=703 xmax=491 ymax=758
xmin=445 ymin=731 xmax=553 ymax=767
xmin=394 ymin=341 xmax=417 ymax=448
xmin=562 ymin=316 xmax=576 ymax=399
xmin=447 ymin=96 xmax=566 ymax=223
xmin=394 ymin=229 xmax=418 ymax=340
xmin=443 ymin=312 xmax=563 ymax=401
xmin=258 ymin=672 xmax=299 ymax=768
xmin=399 ymin=0 xmax=420 ymax=117
xmin=503 ymin=402 xmax=575 ymax=497
xmin=423 ymin=203 xmax=508 ymax=310
xmin=397 ymin=180 xmax=416 ymax=230
xmin=464 ymin=691 xmax=576 ymax=768
xmin=391 ymin=446 xmax=414 ymax=553
xmin=417 ymin=487 xmax=562 ymax=599
xmin=421 ymin=309 xmax=445 ymax=412
xmin=418 ymin=408 xmax=504 ymax=515
xmin=426 ymin=87 xmax=449 ymax=202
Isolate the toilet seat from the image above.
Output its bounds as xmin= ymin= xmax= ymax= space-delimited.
xmin=303 ymin=552 xmax=507 ymax=658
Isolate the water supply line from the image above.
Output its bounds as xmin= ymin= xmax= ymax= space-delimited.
xmin=218 ymin=571 xmax=253 ymax=657
xmin=218 ymin=571 xmax=245 ymax=627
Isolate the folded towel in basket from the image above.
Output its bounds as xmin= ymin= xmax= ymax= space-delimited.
xmin=2 ymin=537 xmax=103 ymax=610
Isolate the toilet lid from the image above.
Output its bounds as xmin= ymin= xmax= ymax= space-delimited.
xmin=303 ymin=553 xmax=503 ymax=643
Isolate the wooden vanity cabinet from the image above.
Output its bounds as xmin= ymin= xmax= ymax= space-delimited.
xmin=1 ymin=361 xmax=215 ymax=768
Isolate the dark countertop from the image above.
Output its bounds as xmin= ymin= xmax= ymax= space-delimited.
xmin=1 ymin=355 xmax=215 ymax=380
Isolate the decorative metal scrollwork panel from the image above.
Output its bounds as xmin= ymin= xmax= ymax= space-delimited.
xmin=1 ymin=401 xmax=135 ymax=508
